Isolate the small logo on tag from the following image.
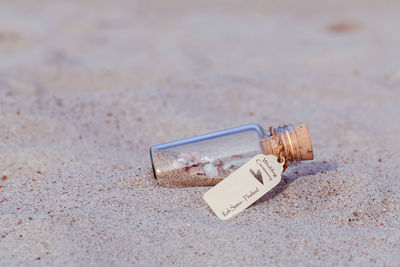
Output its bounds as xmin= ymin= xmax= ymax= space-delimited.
xmin=203 ymin=154 xmax=284 ymax=220
xmin=249 ymin=168 xmax=264 ymax=185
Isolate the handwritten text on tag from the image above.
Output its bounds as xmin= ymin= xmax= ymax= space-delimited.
xmin=203 ymin=154 xmax=284 ymax=220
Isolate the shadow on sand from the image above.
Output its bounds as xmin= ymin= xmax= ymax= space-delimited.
xmin=254 ymin=160 xmax=338 ymax=206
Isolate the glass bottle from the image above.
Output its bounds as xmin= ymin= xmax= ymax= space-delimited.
xmin=150 ymin=123 xmax=313 ymax=187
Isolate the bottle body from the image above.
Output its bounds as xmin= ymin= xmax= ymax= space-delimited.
xmin=150 ymin=123 xmax=313 ymax=187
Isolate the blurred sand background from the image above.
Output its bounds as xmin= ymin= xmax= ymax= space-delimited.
xmin=0 ymin=0 xmax=399 ymax=265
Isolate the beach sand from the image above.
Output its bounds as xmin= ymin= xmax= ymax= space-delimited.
xmin=0 ymin=0 xmax=399 ymax=265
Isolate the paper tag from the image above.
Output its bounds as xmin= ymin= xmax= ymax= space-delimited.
xmin=203 ymin=154 xmax=284 ymax=220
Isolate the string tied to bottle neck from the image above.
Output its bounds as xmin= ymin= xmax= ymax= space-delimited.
xmin=269 ymin=126 xmax=288 ymax=170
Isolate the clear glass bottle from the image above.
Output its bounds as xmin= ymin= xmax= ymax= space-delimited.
xmin=150 ymin=123 xmax=313 ymax=187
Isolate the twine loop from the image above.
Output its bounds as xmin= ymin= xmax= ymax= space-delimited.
xmin=269 ymin=126 xmax=288 ymax=170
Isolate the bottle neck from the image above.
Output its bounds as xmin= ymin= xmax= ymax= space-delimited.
xmin=261 ymin=125 xmax=302 ymax=162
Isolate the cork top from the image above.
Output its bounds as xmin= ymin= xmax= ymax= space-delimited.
xmin=294 ymin=124 xmax=314 ymax=160
xmin=260 ymin=123 xmax=314 ymax=162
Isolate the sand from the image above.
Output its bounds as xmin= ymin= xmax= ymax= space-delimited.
xmin=1 ymin=0 xmax=399 ymax=266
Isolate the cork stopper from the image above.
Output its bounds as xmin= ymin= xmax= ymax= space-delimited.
xmin=294 ymin=124 xmax=314 ymax=160
xmin=260 ymin=123 xmax=314 ymax=162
